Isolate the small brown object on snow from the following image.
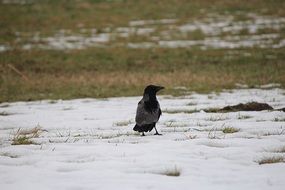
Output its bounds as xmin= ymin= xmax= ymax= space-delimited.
xmin=220 ymin=102 xmax=273 ymax=112
xmin=205 ymin=102 xmax=277 ymax=113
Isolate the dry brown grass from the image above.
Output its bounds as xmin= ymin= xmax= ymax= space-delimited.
xmin=2 ymin=64 xmax=283 ymax=102
xmin=11 ymin=127 xmax=44 ymax=145
xmin=26 ymin=70 xmax=237 ymax=87
xmin=257 ymin=156 xmax=284 ymax=165
xmin=0 ymin=69 xmax=252 ymax=101
xmin=12 ymin=135 xmax=35 ymax=145
xmin=222 ymin=127 xmax=240 ymax=134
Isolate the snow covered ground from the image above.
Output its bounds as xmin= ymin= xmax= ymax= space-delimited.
xmin=0 ymin=88 xmax=285 ymax=190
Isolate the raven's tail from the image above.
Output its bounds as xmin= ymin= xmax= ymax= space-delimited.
xmin=133 ymin=124 xmax=141 ymax=132
xmin=133 ymin=124 xmax=155 ymax=132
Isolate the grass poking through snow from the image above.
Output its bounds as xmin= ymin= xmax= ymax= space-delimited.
xmin=11 ymin=136 xmax=35 ymax=145
xmin=257 ymin=156 xmax=284 ymax=165
xmin=263 ymin=129 xmax=285 ymax=136
xmin=0 ymin=111 xmax=12 ymax=116
xmin=222 ymin=127 xmax=240 ymax=134
xmin=114 ymin=120 xmax=133 ymax=127
xmin=0 ymin=152 xmax=19 ymax=158
xmin=269 ymin=146 xmax=285 ymax=153
xmin=11 ymin=127 xmax=44 ymax=145
xmin=237 ymin=114 xmax=252 ymax=120
xmin=161 ymin=166 xmax=181 ymax=177
xmin=206 ymin=115 xmax=229 ymax=121
xmin=273 ymin=117 xmax=285 ymax=122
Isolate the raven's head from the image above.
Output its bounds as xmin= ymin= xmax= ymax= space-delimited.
xmin=144 ymin=85 xmax=164 ymax=96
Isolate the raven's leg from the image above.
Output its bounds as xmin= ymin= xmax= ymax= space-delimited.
xmin=141 ymin=132 xmax=145 ymax=136
xmin=154 ymin=124 xmax=162 ymax=135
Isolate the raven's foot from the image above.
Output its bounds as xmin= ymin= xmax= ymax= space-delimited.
xmin=154 ymin=127 xmax=162 ymax=135
xmin=141 ymin=132 xmax=145 ymax=136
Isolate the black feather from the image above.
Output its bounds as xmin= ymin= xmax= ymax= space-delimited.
xmin=144 ymin=100 xmax=158 ymax=113
xmin=133 ymin=123 xmax=155 ymax=132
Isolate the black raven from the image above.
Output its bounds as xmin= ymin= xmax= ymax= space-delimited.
xmin=133 ymin=85 xmax=164 ymax=136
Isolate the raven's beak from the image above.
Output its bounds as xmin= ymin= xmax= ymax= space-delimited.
xmin=157 ymin=86 xmax=165 ymax=91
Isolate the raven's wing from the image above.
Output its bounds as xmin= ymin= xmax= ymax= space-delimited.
xmin=158 ymin=108 xmax=162 ymax=119
xmin=135 ymin=100 xmax=160 ymax=126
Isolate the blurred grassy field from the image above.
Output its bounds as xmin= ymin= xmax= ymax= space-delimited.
xmin=0 ymin=0 xmax=285 ymax=102
xmin=1 ymin=0 xmax=285 ymax=33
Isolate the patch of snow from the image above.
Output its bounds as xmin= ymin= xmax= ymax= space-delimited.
xmin=115 ymin=27 xmax=133 ymax=33
xmin=235 ymin=83 xmax=249 ymax=88
xmin=0 ymin=88 xmax=285 ymax=189
xmin=259 ymin=84 xmax=282 ymax=89
xmin=0 ymin=45 xmax=9 ymax=52
xmin=1 ymin=0 xmax=33 ymax=4
xmin=158 ymin=40 xmax=200 ymax=48
xmin=272 ymin=39 xmax=285 ymax=48
xmin=158 ymin=35 xmax=276 ymax=49
xmin=179 ymin=15 xmax=285 ymax=36
xmin=127 ymin=42 xmax=155 ymax=49
xmin=136 ymin=28 xmax=155 ymax=35
xmin=129 ymin=19 xmax=177 ymax=26
xmin=26 ymin=33 xmax=110 ymax=50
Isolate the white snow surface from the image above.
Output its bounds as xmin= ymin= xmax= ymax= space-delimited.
xmin=0 ymin=88 xmax=285 ymax=190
